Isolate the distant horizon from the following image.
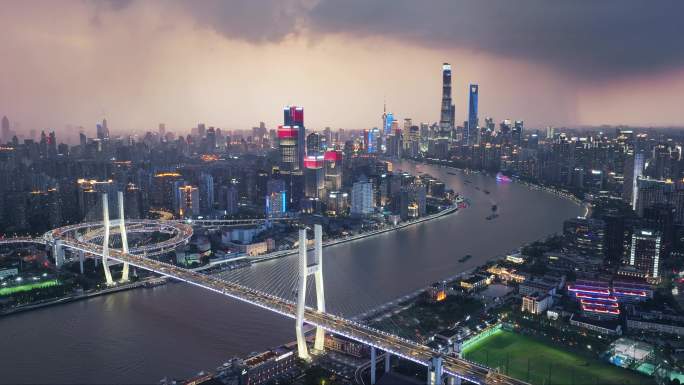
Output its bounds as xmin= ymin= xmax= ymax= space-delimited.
xmin=5 ymin=116 xmax=684 ymax=147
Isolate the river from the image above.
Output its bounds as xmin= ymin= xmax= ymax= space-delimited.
xmin=0 ymin=161 xmax=583 ymax=384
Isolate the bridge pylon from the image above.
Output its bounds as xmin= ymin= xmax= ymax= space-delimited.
xmin=295 ymin=224 xmax=326 ymax=360
xmin=117 ymin=191 xmax=130 ymax=283
xmin=52 ymin=240 xmax=65 ymax=268
xmin=428 ymin=355 xmax=443 ymax=385
xmin=101 ymin=193 xmax=114 ymax=286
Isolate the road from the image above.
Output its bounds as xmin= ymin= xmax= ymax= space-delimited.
xmin=57 ymin=235 xmax=527 ymax=385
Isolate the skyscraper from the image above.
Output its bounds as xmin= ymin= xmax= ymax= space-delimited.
xmin=280 ymin=106 xmax=306 ymax=171
xmin=351 ymin=176 xmax=374 ymax=216
xmin=198 ymin=173 xmax=214 ymax=215
xmin=266 ymin=178 xmax=287 ymax=217
xmin=623 ymin=152 xmax=645 ymax=209
xmin=96 ymin=118 xmax=109 ymax=140
xmin=177 ymin=185 xmax=199 ymax=219
xmin=563 ymin=217 xmax=606 ymax=260
xmin=304 ymin=155 xmax=325 ymax=199
xmin=512 ymin=120 xmax=524 ymax=146
xmin=629 ymin=229 xmax=662 ymax=279
xmin=466 ymin=84 xmax=479 ymax=145
xmin=306 ymin=132 xmax=325 ymax=156
xmin=439 ymin=63 xmax=455 ymax=138
xmin=1 ymin=116 xmax=10 ymax=144
xmin=382 ymin=103 xmax=394 ymax=153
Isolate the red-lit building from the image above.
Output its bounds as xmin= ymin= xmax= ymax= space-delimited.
xmin=324 ymin=150 xmax=343 ymax=191
xmin=279 ymin=106 xmax=306 ymax=172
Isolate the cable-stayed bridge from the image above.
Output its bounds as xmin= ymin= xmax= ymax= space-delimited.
xmin=0 ymin=193 xmax=528 ymax=385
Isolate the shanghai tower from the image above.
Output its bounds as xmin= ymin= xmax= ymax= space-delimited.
xmin=439 ymin=63 xmax=455 ymax=138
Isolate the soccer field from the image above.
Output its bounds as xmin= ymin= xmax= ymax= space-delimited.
xmin=461 ymin=329 xmax=653 ymax=385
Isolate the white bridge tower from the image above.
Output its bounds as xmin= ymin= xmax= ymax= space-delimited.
xmin=295 ymin=224 xmax=326 ymax=360
xmin=100 ymin=192 xmax=131 ymax=286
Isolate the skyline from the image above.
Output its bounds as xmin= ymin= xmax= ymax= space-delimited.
xmin=2 ymin=1 xmax=684 ymax=136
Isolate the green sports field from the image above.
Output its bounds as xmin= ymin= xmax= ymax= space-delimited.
xmin=461 ymin=329 xmax=653 ymax=385
xmin=0 ymin=279 xmax=59 ymax=296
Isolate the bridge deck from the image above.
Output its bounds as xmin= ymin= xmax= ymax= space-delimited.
xmin=57 ymin=237 xmax=527 ymax=385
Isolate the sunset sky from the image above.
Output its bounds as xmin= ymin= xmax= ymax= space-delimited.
xmin=1 ymin=0 xmax=683 ymax=138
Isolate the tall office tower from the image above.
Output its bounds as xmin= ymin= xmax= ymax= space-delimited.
xmin=252 ymin=121 xmax=267 ymax=144
xmin=484 ymin=117 xmax=495 ymax=132
xmin=123 ymin=184 xmax=143 ymax=219
xmin=399 ymin=183 xmax=427 ymax=220
xmin=643 ymin=203 xmax=675 ymax=254
xmin=563 ymin=217 xmax=606 ymax=260
xmin=512 ymin=120 xmax=524 ymax=146
xmin=176 ymin=185 xmax=199 ymax=219
xmin=439 ymin=63 xmax=455 ymax=138
xmin=403 ymin=118 xmax=413 ymax=132
xmin=282 ymin=106 xmax=305 ymax=171
xmin=278 ymin=125 xmax=300 ymax=172
xmin=351 ymin=176 xmax=374 ymax=216
xmin=406 ymin=125 xmax=421 ymax=158
xmin=652 ymin=144 xmax=672 ymax=180
xmin=623 ymin=152 xmax=645 ymax=209
xmin=224 ymin=185 xmax=239 ymax=216
xmin=304 ymin=156 xmax=325 ymax=199
xmin=205 ymin=127 xmax=217 ymax=153
xmin=322 ymin=126 xmax=332 ymax=146
xmin=629 ymin=229 xmax=662 ymax=279
xmin=39 ymin=131 xmax=48 ymax=158
xmin=1 ymin=116 xmax=9 ymax=144
xmin=47 ymin=131 xmax=58 ymax=159
xmin=635 ymin=178 xmax=673 ymax=217
xmin=382 ymin=103 xmax=394 ymax=152
xmin=198 ymin=173 xmax=214 ymax=215
xmin=96 ymin=119 xmax=110 ymax=140
xmin=306 ymin=132 xmax=325 ymax=156
xmin=546 ymin=126 xmax=555 ymax=140
xmin=324 ymin=150 xmax=343 ymax=191
xmin=158 ymin=123 xmax=166 ymax=138
xmin=151 ymin=172 xmax=183 ymax=211
xmin=466 ymin=84 xmax=479 ymax=145
xmin=371 ymin=127 xmax=380 ymax=153
xmin=266 ymin=178 xmax=287 ymax=217
xmin=197 ymin=123 xmax=206 ymax=138
xmin=420 ymin=122 xmax=429 ymax=142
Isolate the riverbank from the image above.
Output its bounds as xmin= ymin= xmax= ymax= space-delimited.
xmin=247 ymin=204 xmax=459 ymax=264
xmin=0 ymin=159 xmax=586 ymax=385
xmin=0 ymin=276 xmax=165 ymax=317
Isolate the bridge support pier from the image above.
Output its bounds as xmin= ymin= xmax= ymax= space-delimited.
xmin=79 ymin=251 xmax=84 ymax=274
xmin=385 ymin=351 xmax=391 ymax=373
xmin=117 ymin=191 xmax=130 ymax=283
xmin=313 ymin=224 xmax=325 ymax=352
xmin=101 ymin=193 xmax=114 ymax=286
xmin=295 ymin=229 xmax=310 ymax=360
xmin=370 ymin=347 xmax=377 ymax=385
xmin=428 ymin=355 xmax=443 ymax=385
xmin=52 ymin=240 xmax=65 ymax=268
xmin=295 ymin=225 xmax=326 ymax=360
xmin=447 ymin=375 xmax=461 ymax=385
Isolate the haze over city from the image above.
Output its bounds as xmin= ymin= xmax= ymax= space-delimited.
xmin=2 ymin=0 xmax=684 ymax=137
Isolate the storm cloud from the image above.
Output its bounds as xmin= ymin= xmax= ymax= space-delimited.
xmin=1 ymin=0 xmax=682 ymax=135
xmin=178 ymin=0 xmax=684 ymax=80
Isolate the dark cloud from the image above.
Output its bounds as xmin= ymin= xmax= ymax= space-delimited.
xmin=306 ymin=0 xmax=684 ymax=80
xmin=178 ymin=0 xmax=311 ymax=43
xmin=105 ymin=1 xmax=683 ymax=79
